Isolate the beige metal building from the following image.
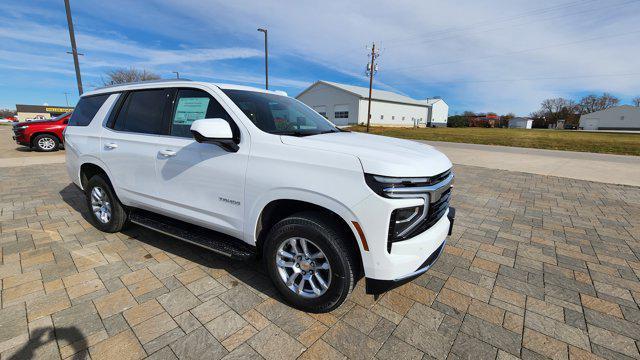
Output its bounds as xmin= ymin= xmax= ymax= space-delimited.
xmin=15 ymin=104 xmax=74 ymax=121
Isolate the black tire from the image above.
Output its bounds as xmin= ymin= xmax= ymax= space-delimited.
xmin=264 ymin=211 xmax=358 ymax=313
xmin=85 ymin=174 xmax=128 ymax=233
xmin=33 ymin=134 xmax=59 ymax=152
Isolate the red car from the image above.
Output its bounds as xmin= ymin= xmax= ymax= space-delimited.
xmin=12 ymin=112 xmax=72 ymax=152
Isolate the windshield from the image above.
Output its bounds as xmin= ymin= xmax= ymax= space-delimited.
xmin=221 ymin=89 xmax=339 ymax=136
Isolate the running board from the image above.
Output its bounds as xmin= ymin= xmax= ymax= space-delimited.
xmin=129 ymin=210 xmax=256 ymax=261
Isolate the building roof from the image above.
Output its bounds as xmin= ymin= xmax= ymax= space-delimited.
xmin=297 ymin=80 xmax=427 ymax=107
xmin=16 ymin=104 xmax=74 ymax=113
xmin=581 ymin=105 xmax=640 ymax=116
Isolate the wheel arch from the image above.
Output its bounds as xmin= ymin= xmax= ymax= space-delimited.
xmin=253 ymin=196 xmax=365 ymax=277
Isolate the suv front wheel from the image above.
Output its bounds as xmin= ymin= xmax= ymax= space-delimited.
xmin=264 ymin=212 xmax=358 ymax=313
xmin=85 ymin=174 xmax=128 ymax=233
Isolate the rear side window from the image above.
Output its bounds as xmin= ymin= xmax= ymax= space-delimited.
xmin=170 ymin=89 xmax=232 ymax=138
xmin=113 ymin=89 xmax=168 ymax=135
xmin=68 ymin=95 xmax=109 ymax=126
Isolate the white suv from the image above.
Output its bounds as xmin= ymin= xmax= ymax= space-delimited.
xmin=65 ymin=80 xmax=454 ymax=312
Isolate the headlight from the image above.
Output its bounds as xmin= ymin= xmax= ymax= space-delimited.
xmin=18 ymin=125 xmax=29 ymax=129
xmin=364 ymin=174 xmax=431 ymax=198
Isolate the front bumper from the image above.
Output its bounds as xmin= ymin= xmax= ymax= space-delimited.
xmin=365 ymin=207 xmax=455 ymax=294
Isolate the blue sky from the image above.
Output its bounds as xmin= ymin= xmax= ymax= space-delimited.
xmin=1 ymin=0 xmax=639 ymax=115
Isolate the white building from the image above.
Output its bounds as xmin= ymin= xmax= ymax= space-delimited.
xmin=579 ymin=105 xmax=640 ymax=130
xmin=508 ymin=117 xmax=533 ymax=129
xmin=296 ymin=80 xmax=448 ymax=127
xmin=425 ymin=98 xmax=449 ymax=127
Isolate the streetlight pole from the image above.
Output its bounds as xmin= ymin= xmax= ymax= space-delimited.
xmin=64 ymin=0 xmax=83 ymax=95
xmin=172 ymin=71 xmax=180 ymax=79
xmin=64 ymin=92 xmax=69 ymax=106
xmin=257 ymin=28 xmax=268 ymax=90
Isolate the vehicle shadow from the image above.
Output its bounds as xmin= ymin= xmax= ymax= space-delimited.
xmin=7 ymin=326 xmax=86 ymax=360
xmin=57 ymin=183 xmax=281 ymax=299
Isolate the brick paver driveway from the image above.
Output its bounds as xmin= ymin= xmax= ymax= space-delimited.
xmin=1 ymin=164 xmax=639 ymax=359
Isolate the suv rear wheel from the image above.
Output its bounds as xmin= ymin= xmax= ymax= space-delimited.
xmin=33 ymin=134 xmax=59 ymax=152
xmin=264 ymin=212 xmax=357 ymax=312
xmin=85 ymin=174 xmax=128 ymax=232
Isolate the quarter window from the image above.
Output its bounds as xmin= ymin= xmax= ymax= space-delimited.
xmin=68 ymin=95 xmax=109 ymax=126
xmin=113 ymin=89 xmax=167 ymax=134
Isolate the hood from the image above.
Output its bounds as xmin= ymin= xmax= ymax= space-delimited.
xmin=14 ymin=119 xmax=56 ymax=127
xmin=280 ymin=132 xmax=452 ymax=177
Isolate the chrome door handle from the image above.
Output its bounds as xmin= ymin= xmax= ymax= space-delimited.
xmin=159 ymin=149 xmax=177 ymax=157
xmin=104 ymin=143 xmax=118 ymax=149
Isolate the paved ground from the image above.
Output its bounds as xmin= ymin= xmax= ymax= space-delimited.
xmin=420 ymin=140 xmax=640 ymax=187
xmin=0 ymin=126 xmax=65 ymax=167
xmin=1 ymin=163 xmax=640 ymax=359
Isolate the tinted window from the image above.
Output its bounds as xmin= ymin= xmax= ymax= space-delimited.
xmin=68 ymin=95 xmax=109 ymax=126
xmin=170 ymin=89 xmax=232 ymax=138
xmin=222 ymin=90 xmax=338 ymax=136
xmin=113 ymin=89 xmax=167 ymax=134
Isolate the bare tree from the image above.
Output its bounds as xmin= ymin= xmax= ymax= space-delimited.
xmin=537 ymin=97 xmax=579 ymax=127
xmin=578 ymin=93 xmax=620 ymax=114
xmin=633 ymin=97 xmax=640 ymax=107
xmin=103 ymin=68 xmax=161 ymax=85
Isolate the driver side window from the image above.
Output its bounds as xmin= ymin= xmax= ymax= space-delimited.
xmin=170 ymin=89 xmax=233 ymax=138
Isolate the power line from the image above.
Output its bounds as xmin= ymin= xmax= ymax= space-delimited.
xmin=386 ymin=29 xmax=640 ymax=72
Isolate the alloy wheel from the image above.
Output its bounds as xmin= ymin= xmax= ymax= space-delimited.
xmin=275 ymin=237 xmax=332 ymax=298
xmin=90 ymin=186 xmax=112 ymax=224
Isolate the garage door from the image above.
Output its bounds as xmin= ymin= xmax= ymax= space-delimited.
xmin=583 ymin=118 xmax=598 ymax=130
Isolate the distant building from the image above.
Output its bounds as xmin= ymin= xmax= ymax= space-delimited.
xmin=16 ymin=104 xmax=74 ymax=122
xmin=426 ymin=98 xmax=449 ymax=127
xmin=508 ymin=117 xmax=533 ymax=129
xmin=579 ymin=105 xmax=640 ymax=130
xmin=296 ymin=80 xmax=448 ymax=127
xmin=469 ymin=114 xmax=501 ymax=127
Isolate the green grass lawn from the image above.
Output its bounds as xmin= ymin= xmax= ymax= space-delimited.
xmin=347 ymin=126 xmax=640 ymax=156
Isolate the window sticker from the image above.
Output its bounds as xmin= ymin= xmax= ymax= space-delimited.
xmin=173 ymin=97 xmax=210 ymax=125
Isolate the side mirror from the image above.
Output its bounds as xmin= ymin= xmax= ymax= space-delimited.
xmin=190 ymin=118 xmax=239 ymax=152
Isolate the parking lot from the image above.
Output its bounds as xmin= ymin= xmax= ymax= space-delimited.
xmin=1 ymin=137 xmax=640 ymax=359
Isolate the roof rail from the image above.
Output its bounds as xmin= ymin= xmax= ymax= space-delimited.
xmin=94 ymin=78 xmax=193 ymax=91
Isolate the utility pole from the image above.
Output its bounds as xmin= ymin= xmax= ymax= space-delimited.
xmin=172 ymin=71 xmax=180 ymax=79
xmin=64 ymin=92 xmax=69 ymax=106
xmin=257 ymin=28 xmax=268 ymax=89
xmin=64 ymin=0 xmax=83 ymax=95
xmin=365 ymin=42 xmax=379 ymax=133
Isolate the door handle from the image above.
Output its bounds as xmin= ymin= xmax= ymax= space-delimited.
xmin=159 ymin=149 xmax=177 ymax=157
xmin=104 ymin=143 xmax=118 ymax=149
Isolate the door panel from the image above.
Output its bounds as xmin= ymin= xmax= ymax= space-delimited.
xmin=155 ymin=137 xmax=249 ymax=238
xmin=154 ymin=88 xmax=248 ymax=239
xmin=99 ymin=89 xmax=171 ymax=207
